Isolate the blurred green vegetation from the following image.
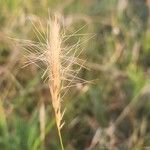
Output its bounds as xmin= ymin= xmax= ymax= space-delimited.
xmin=0 ymin=0 xmax=150 ymax=149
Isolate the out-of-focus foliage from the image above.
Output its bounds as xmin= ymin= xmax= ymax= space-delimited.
xmin=0 ymin=0 xmax=150 ymax=149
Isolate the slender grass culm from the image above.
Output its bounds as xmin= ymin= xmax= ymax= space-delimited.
xmin=14 ymin=13 xmax=87 ymax=149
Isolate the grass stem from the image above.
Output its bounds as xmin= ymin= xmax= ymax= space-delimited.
xmin=58 ymin=127 xmax=64 ymax=150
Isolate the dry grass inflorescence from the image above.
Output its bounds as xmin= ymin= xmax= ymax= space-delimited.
xmin=14 ymin=13 xmax=88 ymax=149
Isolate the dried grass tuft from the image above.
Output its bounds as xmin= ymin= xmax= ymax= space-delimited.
xmin=13 ymin=13 xmax=90 ymax=150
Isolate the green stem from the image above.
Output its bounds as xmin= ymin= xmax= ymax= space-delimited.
xmin=58 ymin=128 xmax=64 ymax=150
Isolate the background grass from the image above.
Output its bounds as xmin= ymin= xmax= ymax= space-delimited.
xmin=0 ymin=0 xmax=150 ymax=149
